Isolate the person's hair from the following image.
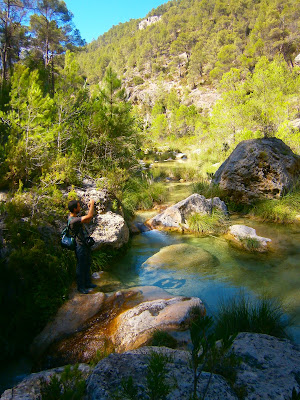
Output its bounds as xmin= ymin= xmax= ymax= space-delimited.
xmin=68 ymin=199 xmax=79 ymax=213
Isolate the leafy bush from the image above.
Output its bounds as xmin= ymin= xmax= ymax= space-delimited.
xmin=40 ymin=365 xmax=86 ymax=400
xmin=0 ymin=200 xmax=75 ymax=362
xmin=192 ymin=180 xmax=227 ymax=200
xmin=214 ymin=295 xmax=292 ymax=340
xmin=121 ymin=177 xmax=168 ymax=216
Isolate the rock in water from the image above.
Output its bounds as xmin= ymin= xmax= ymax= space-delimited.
xmin=148 ymin=193 xmax=227 ymax=229
xmin=227 ymin=225 xmax=271 ymax=252
xmin=143 ymin=243 xmax=219 ymax=271
xmin=213 ymin=138 xmax=300 ymax=203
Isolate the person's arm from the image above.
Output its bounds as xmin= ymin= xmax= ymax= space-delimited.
xmin=81 ymin=199 xmax=95 ymax=223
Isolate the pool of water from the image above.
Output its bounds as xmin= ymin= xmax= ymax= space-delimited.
xmin=108 ymin=216 xmax=300 ymax=343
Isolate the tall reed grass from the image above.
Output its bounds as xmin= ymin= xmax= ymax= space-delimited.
xmin=214 ymin=294 xmax=292 ymax=340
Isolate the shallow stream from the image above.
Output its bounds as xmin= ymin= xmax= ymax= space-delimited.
xmin=1 ymin=177 xmax=300 ymax=395
xmin=108 ymin=212 xmax=300 ymax=343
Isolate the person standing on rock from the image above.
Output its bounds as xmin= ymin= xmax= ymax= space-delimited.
xmin=68 ymin=199 xmax=97 ymax=294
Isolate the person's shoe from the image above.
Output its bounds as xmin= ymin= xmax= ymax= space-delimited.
xmin=86 ymin=284 xmax=97 ymax=289
xmin=78 ymin=288 xmax=89 ymax=294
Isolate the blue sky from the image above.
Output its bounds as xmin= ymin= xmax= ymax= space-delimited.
xmin=64 ymin=0 xmax=167 ymax=43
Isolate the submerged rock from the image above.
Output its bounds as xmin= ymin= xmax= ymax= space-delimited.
xmin=147 ymin=193 xmax=227 ymax=230
xmin=87 ymin=347 xmax=238 ymax=400
xmin=213 ymin=138 xmax=300 ymax=203
xmin=112 ymin=296 xmax=205 ymax=352
xmin=143 ymin=243 xmax=219 ymax=271
xmin=227 ymin=225 xmax=272 ymax=252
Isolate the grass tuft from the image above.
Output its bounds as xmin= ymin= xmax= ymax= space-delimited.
xmin=214 ymin=294 xmax=292 ymax=340
xmin=187 ymin=209 xmax=228 ymax=234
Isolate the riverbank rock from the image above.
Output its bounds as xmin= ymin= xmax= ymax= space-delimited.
xmin=90 ymin=211 xmax=129 ymax=249
xmin=72 ymin=179 xmax=129 ymax=249
xmin=213 ymin=138 xmax=300 ymax=203
xmin=143 ymin=243 xmax=219 ymax=271
xmin=87 ymin=347 xmax=238 ymax=400
xmin=227 ymin=225 xmax=272 ymax=252
xmin=30 ymin=292 xmax=106 ymax=359
xmin=112 ymin=296 xmax=205 ymax=352
xmin=0 ymin=364 xmax=92 ymax=400
xmin=233 ymin=332 xmax=300 ymax=400
xmin=147 ymin=193 xmax=227 ymax=230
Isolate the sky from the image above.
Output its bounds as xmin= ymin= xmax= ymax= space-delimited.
xmin=64 ymin=0 xmax=168 ymax=43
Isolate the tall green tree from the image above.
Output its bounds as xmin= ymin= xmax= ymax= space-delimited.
xmin=0 ymin=0 xmax=29 ymax=99
xmin=88 ymin=67 xmax=140 ymax=173
xmin=29 ymin=0 xmax=84 ymax=94
xmin=3 ymin=64 xmax=54 ymax=184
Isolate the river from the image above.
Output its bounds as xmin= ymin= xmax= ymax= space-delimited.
xmin=1 ymin=179 xmax=300 ymax=395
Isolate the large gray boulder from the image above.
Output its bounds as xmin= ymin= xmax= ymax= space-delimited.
xmin=87 ymin=347 xmax=238 ymax=400
xmin=90 ymin=211 xmax=129 ymax=250
xmin=233 ymin=332 xmax=300 ymax=400
xmin=73 ymin=179 xmax=129 ymax=249
xmin=213 ymin=138 xmax=300 ymax=203
xmin=148 ymin=193 xmax=227 ymax=230
xmin=112 ymin=296 xmax=205 ymax=352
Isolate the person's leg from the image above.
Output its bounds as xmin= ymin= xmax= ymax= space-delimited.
xmin=85 ymin=247 xmax=96 ymax=288
xmin=75 ymin=245 xmax=87 ymax=292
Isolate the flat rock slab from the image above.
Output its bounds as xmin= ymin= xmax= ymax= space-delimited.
xmin=87 ymin=347 xmax=238 ymax=400
xmin=148 ymin=193 xmax=227 ymax=230
xmin=143 ymin=243 xmax=219 ymax=271
xmin=113 ymin=296 xmax=205 ymax=352
xmin=1 ymin=364 xmax=91 ymax=400
xmin=30 ymin=292 xmax=105 ymax=359
xmin=233 ymin=332 xmax=300 ymax=400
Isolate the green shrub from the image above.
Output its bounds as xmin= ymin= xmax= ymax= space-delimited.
xmin=40 ymin=365 xmax=86 ymax=400
xmin=0 ymin=199 xmax=75 ymax=362
xmin=214 ymin=295 xmax=292 ymax=340
xmin=121 ymin=177 xmax=168 ymax=216
xmin=132 ymin=76 xmax=145 ymax=85
xmin=192 ymin=180 xmax=227 ymax=200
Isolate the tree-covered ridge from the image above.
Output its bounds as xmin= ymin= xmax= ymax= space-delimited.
xmin=77 ymin=0 xmax=300 ymax=85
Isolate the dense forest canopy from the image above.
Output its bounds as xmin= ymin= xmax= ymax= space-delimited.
xmin=0 ymin=0 xmax=299 ymax=193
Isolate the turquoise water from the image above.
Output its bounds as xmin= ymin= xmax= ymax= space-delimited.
xmin=108 ymin=217 xmax=300 ymax=343
xmin=1 ymin=215 xmax=299 ymax=395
